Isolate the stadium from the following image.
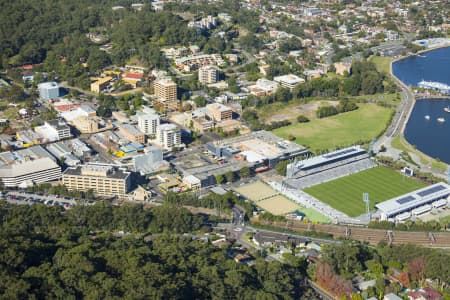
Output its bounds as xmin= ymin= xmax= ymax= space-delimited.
xmin=275 ymin=146 xmax=449 ymax=224
xmin=284 ymin=146 xmax=375 ymax=189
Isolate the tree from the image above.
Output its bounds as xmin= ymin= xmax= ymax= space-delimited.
xmin=225 ymin=171 xmax=234 ymax=183
xmin=408 ymin=257 xmax=426 ymax=283
xmin=275 ymin=160 xmax=289 ymax=176
xmin=239 ymin=166 xmax=251 ymax=178
xmin=215 ymin=174 xmax=224 ymax=185
xmin=296 ymin=115 xmax=309 ymax=123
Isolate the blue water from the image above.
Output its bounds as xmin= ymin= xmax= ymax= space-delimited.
xmin=404 ymin=99 xmax=450 ymax=163
xmin=392 ymin=46 xmax=450 ymax=87
xmin=394 ymin=46 xmax=450 ymax=164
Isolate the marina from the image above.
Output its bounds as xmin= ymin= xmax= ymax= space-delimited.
xmin=394 ymin=46 xmax=450 ymax=164
xmin=418 ymin=80 xmax=450 ymax=94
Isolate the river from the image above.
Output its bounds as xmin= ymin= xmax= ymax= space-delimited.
xmin=393 ymin=46 xmax=450 ymax=164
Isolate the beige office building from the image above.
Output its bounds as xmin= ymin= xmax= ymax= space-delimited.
xmin=62 ymin=164 xmax=131 ymax=199
xmin=206 ymin=103 xmax=232 ymax=122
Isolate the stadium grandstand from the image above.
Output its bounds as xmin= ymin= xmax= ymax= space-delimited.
xmin=376 ymin=183 xmax=450 ymax=221
xmin=284 ymin=146 xmax=375 ymax=189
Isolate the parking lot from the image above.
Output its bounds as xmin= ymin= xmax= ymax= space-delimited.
xmin=3 ymin=191 xmax=97 ymax=209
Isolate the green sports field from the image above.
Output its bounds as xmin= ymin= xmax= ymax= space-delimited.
xmin=303 ymin=166 xmax=427 ymax=217
xmin=273 ymin=103 xmax=393 ymax=153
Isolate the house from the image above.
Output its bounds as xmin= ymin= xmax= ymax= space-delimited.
xmin=122 ymin=72 xmax=143 ymax=88
xmin=408 ymin=287 xmax=442 ymax=300
xmin=129 ymin=185 xmax=152 ymax=202
xmin=384 ymin=293 xmax=403 ymax=300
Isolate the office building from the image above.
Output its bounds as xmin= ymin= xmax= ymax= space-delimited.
xmin=38 ymin=82 xmax=60 ymax=100
xmin=119 ymin=124 xmax=146 ymax=144
xmin=34 ymin=119 xmax=71 ymax=142
xmin=273 ymin=74 xmax=305 ymax=90
xmin=90 ymin=77 xmax=112 ymax=93
xmin=206 ymin=103 xmax=233 ymax=122
xmin=156 ymin=123 xmax=181 ymax=150
xmin=62 ymin=163 xmax=131 ymax=199
xmin=0 ymin=146 xmax=61 ymax=188
xmin=199 ymin=65 xmax=219 ymax=84
xmin=71 ymin=116 xmax=99 ymax=134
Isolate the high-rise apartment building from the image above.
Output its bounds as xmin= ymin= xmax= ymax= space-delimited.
xmin=156 ymin=124 xmax=181 ymax=150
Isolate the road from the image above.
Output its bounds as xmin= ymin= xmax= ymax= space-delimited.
xmin=373 ymin=59 xmax=446 ymax=178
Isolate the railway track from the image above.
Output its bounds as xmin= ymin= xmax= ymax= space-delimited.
xmin=270 ymin=221 xmax=450 ymax=248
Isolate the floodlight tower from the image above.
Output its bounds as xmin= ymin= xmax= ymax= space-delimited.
xmin=363 ymin=192 xmax=370 ymax=220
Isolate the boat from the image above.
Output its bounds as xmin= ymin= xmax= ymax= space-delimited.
xmin=417 ymin=80 xmax=450 ymax=94
xmin=425 ymin=115 xmax=430 ymax=120
xmin=417 ymin=54 xmax=426 ymax=58
xmin=444 ymin=106 xmax=450 ymax=113
xmin=437 ymin=117 xmax=445 ymax=123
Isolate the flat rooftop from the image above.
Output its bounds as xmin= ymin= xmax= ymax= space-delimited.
xmin=63 ymin=163 xmax=130 ymax=179
xmin=375 ymin=183 xmax=450 ymax=217
xmin=210 ymin=131 xmax=307 ymax=160
xmin=294 ymin=146 xmax=366 ymax=170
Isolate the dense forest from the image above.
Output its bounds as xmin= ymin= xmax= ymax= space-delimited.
xmin=0 ymin=201 xmax=312 ymax=299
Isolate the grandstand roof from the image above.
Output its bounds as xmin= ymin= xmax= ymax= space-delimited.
xmin=375 ymin=183 xmax=450 ymax=217
xmin=295 ymin=146 xmax=366 ymax=170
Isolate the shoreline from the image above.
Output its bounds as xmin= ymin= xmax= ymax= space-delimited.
xmin=388 ymin=45 xmax=449 ymax=172
xmin=390 ymin=43 xmax=450 ymax=65
xmin=416 ymin=96 xmax=450 ymax=100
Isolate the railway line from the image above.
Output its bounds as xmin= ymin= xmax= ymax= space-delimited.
xmin=270 ymin=221 xmax=450 ymax=248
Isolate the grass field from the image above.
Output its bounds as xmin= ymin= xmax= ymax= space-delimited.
xmin=303 ymin=166 xmax=428 ymax=217
xmin=273 ymin=103 xmax=393 ymax=152
xmin=369 ymin=55 xmax=393 ymax=75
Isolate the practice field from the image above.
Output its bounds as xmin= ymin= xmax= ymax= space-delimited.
xmin=303 ymin=166 xmax=428 ymax=217
xmin=234 ymin=181 xmax=278 ymax=202
xmin=257 ymin=195 xmax=302 ymax=215
xmin=235 ymin=181 xmax=330 ymax=222
xmin=273 ymin=104 xmax=393 ymax=153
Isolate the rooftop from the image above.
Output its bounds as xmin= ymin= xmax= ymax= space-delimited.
xmin=294 ymin=146 xmax=366 ymax=170
xmin=375 ymin=183 xmax=450 ymax=217
xmin=63 ymin=163 xmax=130 ymax=179
xmin=38 ymin=82 xmax=58 ymax=89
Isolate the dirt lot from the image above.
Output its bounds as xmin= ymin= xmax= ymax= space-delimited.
xmin=234 ymin=181 xmax=279 ymax=202
xmin=257 ymin=196 xmax=301 ymax=215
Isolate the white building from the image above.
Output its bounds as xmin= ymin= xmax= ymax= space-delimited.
xmin=137 ymin=106 xmax=160 ymax=136
xmin=38 ymin=82 xmax=60 ymax=100
xmin=198 ymin=65 xmax=219 ymax=84
xmin=34 ymin=119 xmax=71 ymax=142
xmin=128 ymin=146 xmax=167 ymax=175
xmin=61 ymin=105 xmax=96 ymax=122
xmin=156 ymin=123 xmax=181 ymax=150
xmin=274 ymin=74 xmax=305 ymax=90
xmin=0 ymin=146 xmax=61 ymax=188
xmin=248 ymin=78 xmax=279 ymax=96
